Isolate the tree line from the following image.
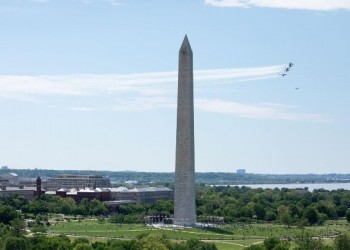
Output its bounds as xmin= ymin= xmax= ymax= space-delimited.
xmin=2 ymin=186 xmax=350 ymax=225
xmin=196 ymin=186 xmax=350 ymax=226
xmin=1 ymin=186 xmax=350 ymax=249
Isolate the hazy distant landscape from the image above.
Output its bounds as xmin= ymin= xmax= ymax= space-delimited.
xmin=2 ymin=168 xmax=350 ymax=186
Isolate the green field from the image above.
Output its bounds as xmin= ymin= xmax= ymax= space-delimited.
xmin=48 ymin=219 xmax=349 ymax=250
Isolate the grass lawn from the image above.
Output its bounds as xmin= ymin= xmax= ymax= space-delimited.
xmin=48 ymin=219 xmax=349 ymax=250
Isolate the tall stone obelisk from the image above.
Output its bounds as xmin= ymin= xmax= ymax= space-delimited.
xmin=174 ymin=35 xmax=196 ymax=226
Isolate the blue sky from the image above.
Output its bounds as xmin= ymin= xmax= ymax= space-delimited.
xmin=1 ymin=0 xmax=350 ymax=174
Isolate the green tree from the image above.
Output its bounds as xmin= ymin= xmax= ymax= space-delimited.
xmin=71 ymin=238 xmax=90 ymax=248
xmin=58 ymin=197 xmax=76 ymax=215
xmin=0 ymin=223 xmax=11 ymax=237
xmin=153 ymin=200 xmax=173 ymax=215
xmin=244 ymin=244 xmax=265 ymax=250
xmin=304 ymin=206 xmax=319 ymax=225
xmin=106 ymin=239 xmax=136 ymax=250
xmin=91 ymin=241 xmax=108 ymax=250
xmin=90 ymin=199 xmax=108 ymax=216
xmin=264 ymin=237 xmax=280 ymax=250
xmin=1 ymin=194 xmax=29 ymax=210
xmin=31 ymin=235 xmax=71 ymax=250
xmin=316 ymin=201 xmax=337 ymax=220
xmin=295 ymin=232 xmax=325 ymax=250
xmin=346 ymin=210 xmax=350 ymax=223
xmin=265 ymin=210 xmax=277 ymax=222
xmin=109 ymin=214 xmax=124 ymax=224
xmin=253 ymin=203 xmax=266 ymax=220
xmin=334 ymin=234 xmax=350 ymax=250
xmin=185 ymin=238 xmax=217 ymax=250
xmin=272 ymin=244 xmax=290 ymax=250
xmin=3 ymin=237 xmax=28 ymax=250
xmin=0 ymin=204 xmax=19 ymax=224
xmin=10 ymin=218 xmax=26 ymax=237
xmin=74 ymin=243 xmax=93 ymax=250
xmin=79 ymin=198 xmax=91 ymax=216
xmin=277 ymin=205 xmax=292 ymax=227
xmin=28 ymin=199 xmax=49 ymax=214
xmin=135 ymin=234 xmax=168 ymax=250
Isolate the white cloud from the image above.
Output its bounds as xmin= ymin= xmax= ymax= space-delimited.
xmin=196 ymin=99 xmax=331 ymax=122
xmin=111 ymin=97 xmax=176 ymax=112
xmin=0 ymin=64 xmax=328 ymax=122
xmin=205 ymin=0 xmax=350 ymax=11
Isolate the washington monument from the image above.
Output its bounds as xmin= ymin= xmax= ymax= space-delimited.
xmin=174 ymin=35 xmax=196 ymax=226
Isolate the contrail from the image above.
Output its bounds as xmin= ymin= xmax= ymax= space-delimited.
xmin=0 ymin=64 xmax=290 ymax=99
xmin=195 ymin=64 xmax=288 ymax=86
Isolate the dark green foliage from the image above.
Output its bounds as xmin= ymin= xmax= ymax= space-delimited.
xmin=194 ymin=186 xmax=350 ymax=225
xmin=91 ymin=242 xmax=109 ymax=250
xmin=272 ymin=244 xmax=290 ymax=250
xmin=263 ymin=237 xmax=290 ymax=250
xmin=1 ymin=182 xmax=349 ymax=225
xmin=27 ymin=234 xmax=71 ymax=250
xmin=253 ymin=203 xmax=266 ymax=220
xmin=0 ymin=204 xmax=20 ymax=224
xmin=336 ymin=205 xmax=347 ymax=217
xmin=168 ymin=238 xmax=217 ymax=250
xmin=277 ymin=205 xmax=292 ymax=227
xmin=184 ymin=238 xmax=217 ymax=250
xmin=10 ymin=218 xmax=26 ymax=237
xmin=295 ymin=232 xmax=326 ymax=250
xmin=263 ymin=237 xmax=281 ymax=250
xmin=265 ymin=211 xmax=277 ymax=221
xmin=0 ymin=194 xmax=29 ymax=210
xmin=107 ymin=187 xmax=350 ymax=225
xmin=135 ymin=234 xmax=168 ymax=250
xmin=244 ymin=244 xmax=265 ymax=250
xmin=303 ymin=206 xmax=319 ymax=225
xmin=316 ymin=201 xmax=337 ymax=219
xmin=21 ymin=196 xmax=109 ymax=217
xmin=73 ymin=243 xmax=93 ymax=250
xmin=346 ymin=210 xmax=350 ymax=223
xmin=334 ymin=234 xmax=350 ymax=250
xmin=71 ymin=238 xmax=90 ymax=248
xmin=0 ymin=222 xmax=11 ymax=237
xmin=3 ymin=237 xmax=28 ymax=250
xmin=106 ymin=239 xmax=136 ymax=250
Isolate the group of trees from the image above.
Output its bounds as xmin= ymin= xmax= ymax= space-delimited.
xmin=20 ymin=195 xmax=109 ymax=217
xmin=0 ymin=229 xmax=217 ymax=250
xmin=2 ymin=185 xmax=350 ymax=227
xmin=245 ymin=233 xmax=350 ymax=250
xmin=0 ymin=193 xmax=215 ymax=250
xmin=109 ymin=200 xmax=174 ymax=224
xmin=196 ymin=186 xmax=350 ymax=226
xmin=105 ymin=186 xmax=350 ymax=227
xmin=2 ymin=185 xmax=350 ymax=249
xmin=110 ymin=185 xmax=350 ymax=226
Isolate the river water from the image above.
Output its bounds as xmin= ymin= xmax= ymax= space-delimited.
xmin=230 ymin=183 xmax=350 ymax=192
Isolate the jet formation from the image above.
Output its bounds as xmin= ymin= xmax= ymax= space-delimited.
xmin=281 ymin=62 xmax=293 ymax=77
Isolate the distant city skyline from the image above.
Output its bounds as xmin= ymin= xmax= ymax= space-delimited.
xmin=1 ymin=0 xmax=350 ymax=174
